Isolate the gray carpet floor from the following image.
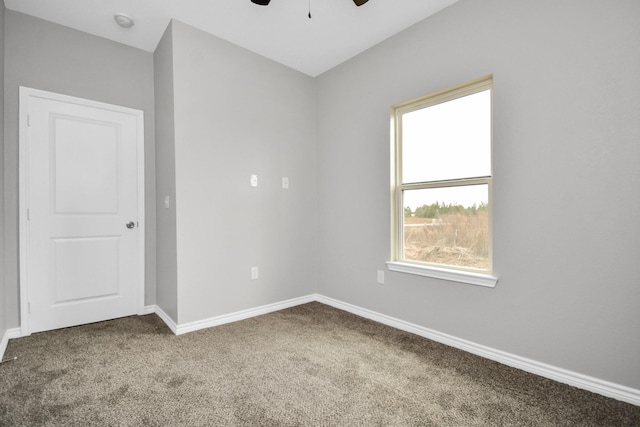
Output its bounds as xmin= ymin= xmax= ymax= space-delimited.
xmin=1 ymin=302 xmax=639 ymax=426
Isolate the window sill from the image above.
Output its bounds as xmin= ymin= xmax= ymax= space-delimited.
xmin=386 ymin=261 xmax=498 ymax=288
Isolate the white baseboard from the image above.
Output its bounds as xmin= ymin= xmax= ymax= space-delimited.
xmin=143 ymin=304 xmax=178 ymax=334
xmin=154 ymin=305 xmax=178 ymax=334
xmin=314 ymin=294 xmax=640 ymax=407
xmin=0 ymin=327 xmax=22 ymax=362
xmin=174 ymin=295 xmax=315 ymax=335
xmin=141 ymin=295 xmax=316 ymax=336
xmin=0 ymin=330 xmax=9 ymax=361
xmin=141 ymin=305 xmax=157 ymax=316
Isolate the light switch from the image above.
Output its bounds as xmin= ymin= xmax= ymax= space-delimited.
xmin=164 ymin=196 xmax=170 ymax=209
xmin=250 ymin=175 xmax=258 ymax=187
xmin=282 ymin=177 xmax=289 ymax=189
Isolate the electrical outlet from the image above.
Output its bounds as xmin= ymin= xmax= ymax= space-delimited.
xmin=251 ymin=266 xmax=259 ymax=280
xmin=377 ymin=270 xmax=384 ymax=285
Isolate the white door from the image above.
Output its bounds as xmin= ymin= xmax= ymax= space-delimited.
xmin=19 ymin=87 xmax=144 ymax=335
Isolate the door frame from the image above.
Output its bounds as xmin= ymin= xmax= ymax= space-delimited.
xmin=18 ymin=86 xmax=145 ymax=336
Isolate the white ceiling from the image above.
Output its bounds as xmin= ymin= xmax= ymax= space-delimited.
xmin=4 ymin=0 xmax=457 ymax=77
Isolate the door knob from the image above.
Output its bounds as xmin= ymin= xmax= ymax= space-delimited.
xmin=126 ymin=221 xmax=136 ymax=229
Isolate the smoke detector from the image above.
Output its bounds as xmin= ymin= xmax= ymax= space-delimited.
xmin=114 ymin=13 xmax=135 ymax=28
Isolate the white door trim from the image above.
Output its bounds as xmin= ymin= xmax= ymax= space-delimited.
xmin=18 ymin=86 xmax=145 ymax=336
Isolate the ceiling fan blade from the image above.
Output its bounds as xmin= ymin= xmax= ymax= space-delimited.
xmin=251 ymin=0 xmax=271 ymax=5
xmin=353 ymin=0 xmax=369 ymax=6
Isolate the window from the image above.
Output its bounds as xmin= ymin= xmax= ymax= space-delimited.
xmin=388 ymin=76 xmax=497 ymax=287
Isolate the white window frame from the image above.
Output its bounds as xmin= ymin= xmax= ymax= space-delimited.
xmin=387 ymin=75 xmax=498 ymax=288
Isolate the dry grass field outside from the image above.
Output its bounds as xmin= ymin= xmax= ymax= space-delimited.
xmin=404 ymin=212 xmax=489 ymax=269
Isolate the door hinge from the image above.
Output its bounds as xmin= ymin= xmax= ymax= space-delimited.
xmin=27 ymin=114 xmax=30 ymax=127
xmin=27 ymin=208 xmax=30 ymax=221
xmin=28 ymin=302 xmax=31 ymax=314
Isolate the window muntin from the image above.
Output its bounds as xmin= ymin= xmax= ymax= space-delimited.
xmin=392 ymin=76 xmax=493 ymax=273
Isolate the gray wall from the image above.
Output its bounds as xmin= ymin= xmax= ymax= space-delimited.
xmin=315 ymin=0 xmax=640 ymax=389
xmin=0 ymin=2 xmax=6 ymax=338
xmin=3 ymin=11 xmax=157 ymax=328
xmin=154 ymin=22 xmax=178 ymax=322
xmin=170 ymin=20 xmax=316 ymax=324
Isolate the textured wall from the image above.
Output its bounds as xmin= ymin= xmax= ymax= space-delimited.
xmin=0 ymin=2 xmax=6 ymax=339
xmin=153 ymin=22 xmax=178 ymax=322
xmin=170 ymin=20 xmax=317 ymax=324
xmin=315 ymin=0 xmax=640 ymax=389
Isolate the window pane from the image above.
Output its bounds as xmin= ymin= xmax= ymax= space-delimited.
xmin=402 ymin=90 xmax=491 ymax=183
xmin=403 ymin=185 xmax=489 ymax=270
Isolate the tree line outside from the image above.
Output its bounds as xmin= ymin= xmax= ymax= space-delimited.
xmin=404 ymin=201 xmax=488 ymax=219
xmin=403 ymin=201 xmax=489 ymax=270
